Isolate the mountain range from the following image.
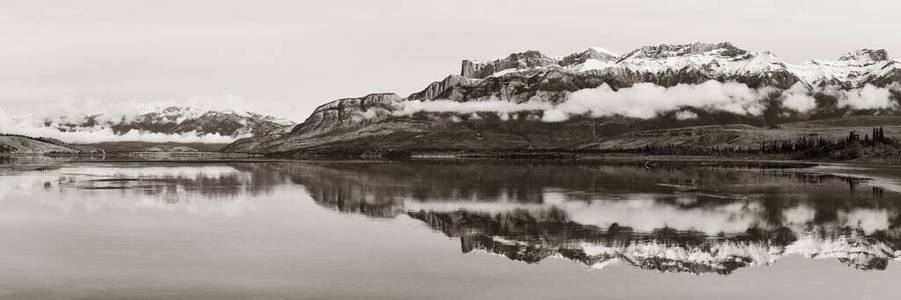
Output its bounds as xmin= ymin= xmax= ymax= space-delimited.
xmin=49 ymin=106 xmax=295 ymax=139
xmin=2 ymin=106 xmax=294 ymax=153
xmin=222 ymin=42 xmax=901 ymax=158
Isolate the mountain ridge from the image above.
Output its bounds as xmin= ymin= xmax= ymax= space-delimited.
xmin=458 ymin=42 xmax=899 ymax=88
xmin=223 ymin=42 xmax=901 ymax=157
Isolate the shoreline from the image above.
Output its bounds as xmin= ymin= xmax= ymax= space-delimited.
xmin=9 ymin=152 xmax=901 ymax=190
xmin=7 ymin=151 xmax=901 ymax=170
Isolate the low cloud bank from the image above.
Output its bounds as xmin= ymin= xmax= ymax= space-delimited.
xmin=0 ymin=100 xmax=240 ymax=144
xmin=780 ymin=83 xmax=897 ymax=112
xmin=0 ymin=118 xmax=236 ymax=144
xmin=395 ymin=81 xmax=901 ymax=122
xmin=833 ymin=84 xmax=895 ymax=110
xmin=558 ymin=81 xmax=770 ymax=119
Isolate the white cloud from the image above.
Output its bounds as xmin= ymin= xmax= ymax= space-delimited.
xmin=559 ymin=81 xmax=769 ymax=119
xmin=674 ymin=110 xmax=698 ymax=120
xmin=395 ymin=81 xmax=771 ymax=121
xmin=392 ymin=81 xmax=901 ymax=122
xmin=838 ymin=84 xmax=894 ymax=110
xmin=781 ymin=83 xmax=818 ymax=112
xmin=0 ymin=118 xmax=236 ymax=144
xmin=541 ymin=109 xmax=568 ymax=122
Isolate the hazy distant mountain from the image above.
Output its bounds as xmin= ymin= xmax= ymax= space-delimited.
xmin=49 ymin=106 xmax=296 ymax=139
xmin=223 ymin=42 xmax=901 ymax=157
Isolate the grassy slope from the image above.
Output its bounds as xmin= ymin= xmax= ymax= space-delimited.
xmin=588 ymin=116 xmax=901 ymax=150
xmin=248 ymin=114 xmax=901 ymax=161
xmin=0 ymin=135 xmax=77 ymax=153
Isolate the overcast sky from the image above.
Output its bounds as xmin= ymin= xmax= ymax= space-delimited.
xmin=1 ymin=0 xmax=899 ymax=121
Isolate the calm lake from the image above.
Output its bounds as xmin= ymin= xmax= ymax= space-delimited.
xmin=1 ymin=157 xmax=900 ymax=299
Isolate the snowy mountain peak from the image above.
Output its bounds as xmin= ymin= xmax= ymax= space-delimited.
xmin=619 ymin=41 xmax=747 ymax=61
xmin=463 ymin=42 xmax=756 ymax=79
xmin=838 ymin=48 xmax=889 ymax=64
xmin=558 ymin=47 xmax=620 ymax=68
xmin=588 ymin=46 xmax=620 ymax=58
xmin=138 ymin=106 xmax=206 ymax=123
xmin=456 ymin=42 xmax=898 ymax=87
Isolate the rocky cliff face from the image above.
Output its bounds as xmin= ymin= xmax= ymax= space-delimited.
xmin=225 ymin=42 xmax=901 ymax=157
xmin=461 ymin=50 xmax=559 ymax=79
xmin=456 ymin=42 xmax=900 ymax=89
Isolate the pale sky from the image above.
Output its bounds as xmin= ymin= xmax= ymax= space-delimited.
xmin=1 ymin=0 xmax=899 ymax=121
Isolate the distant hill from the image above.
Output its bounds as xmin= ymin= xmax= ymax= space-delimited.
xmin=0 ymin=134 xmax=78 ymax=154
xmin=78 ymin=141 xmax=227 ymax=153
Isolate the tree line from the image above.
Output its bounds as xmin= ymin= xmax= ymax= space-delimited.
xmin=613 ymin=127 xmax=893 ymax=158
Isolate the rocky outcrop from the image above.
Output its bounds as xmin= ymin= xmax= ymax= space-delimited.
xmin=222 ymin=93 xmax=423 ymax=155
xmin=839 ymin=49 xmax=890 ymax=63
xmin=406 ymin=75 xmax=477 ymax=101
xmin=290 ymin=93 xmax=403 ymax=137
xmin=461 ymin=50 xmax=558 ymax=79
xmin=558 ymin=47 xmax=619 ymax=67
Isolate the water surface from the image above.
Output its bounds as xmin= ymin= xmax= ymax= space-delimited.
xmin=1 ymin=158 xmax=900 ymax=299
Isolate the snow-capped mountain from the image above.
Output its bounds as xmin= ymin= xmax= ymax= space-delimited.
xmin=224 ymin=42 xmax=901 ymax=156
xmin=49 ymin=106 xmax=295 ymax=140
xmin=462 ymin=42 xmax=900 ymax=88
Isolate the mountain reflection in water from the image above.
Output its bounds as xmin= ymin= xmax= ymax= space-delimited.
xmin=4 ymin=160 xmax=900 ymax=275
xmin=292 ymin=161 xmax=901 ymax=274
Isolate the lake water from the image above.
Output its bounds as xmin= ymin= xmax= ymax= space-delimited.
xmin=1 ymin=157 xmax=900 ymax=299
